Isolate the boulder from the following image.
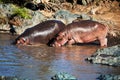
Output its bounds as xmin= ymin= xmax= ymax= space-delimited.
xmin=53 ymin=10 xmax=81 ymax=24
xmin=86 ymin=45 xmax=120 ymax=66
xmin=51 ymin=72 xmax=77 ymax=80
xmin=97 ymin=74 xmax=120 ymax=80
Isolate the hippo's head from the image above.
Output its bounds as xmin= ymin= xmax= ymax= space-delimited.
xmin=13 ymin=37 xmax=31 ymax=45
xmin=51 ymin=32 xmax=68 ymax=47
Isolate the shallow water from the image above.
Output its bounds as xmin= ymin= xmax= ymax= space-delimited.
xmin=0 ymin=33 xmax=120 ymax=80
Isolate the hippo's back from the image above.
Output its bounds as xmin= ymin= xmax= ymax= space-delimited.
xmin=13 ymin=20 xmax=65 ymax=45
xmin=64 ymin=20 xmax=106 ymax=32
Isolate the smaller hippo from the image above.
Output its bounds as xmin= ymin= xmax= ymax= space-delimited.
xmin=13 ymin=20 xmax=65 ymax=46
xmin=52 ymin=20 xmax=108 ymax=47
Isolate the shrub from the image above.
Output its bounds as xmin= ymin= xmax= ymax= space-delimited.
xmin=12 ymin=5 xmax=32 ymax=19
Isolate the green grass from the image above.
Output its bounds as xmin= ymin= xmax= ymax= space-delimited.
xmin=12 ymin=5 xmax=32 ymax=19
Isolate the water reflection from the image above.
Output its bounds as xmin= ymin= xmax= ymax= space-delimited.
xmin=0 ymin=33 xmax=120 ymax=80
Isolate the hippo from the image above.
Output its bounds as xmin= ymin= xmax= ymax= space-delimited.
xmin=13 ymin=20 xmax=65 ymax=46
xmin=52 ymin=20 xmax=108 ymax=47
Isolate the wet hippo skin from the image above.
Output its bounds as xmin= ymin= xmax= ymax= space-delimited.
xmin=52 ymin=20 xmax=108 ymax=47
xmin=13 ymin=20 xmax=65 ymax=46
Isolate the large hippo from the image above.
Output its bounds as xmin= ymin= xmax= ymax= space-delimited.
xmin=52 ymin=20 xmax=108 ymax=47
xmin=13 ymin=20 xmax=65 ymax=46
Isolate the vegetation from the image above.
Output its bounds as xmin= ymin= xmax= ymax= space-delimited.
xmin=12 ymin=5 xmax=32 ymax=19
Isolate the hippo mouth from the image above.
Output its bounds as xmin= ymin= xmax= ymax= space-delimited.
xmin=16 ymin=37 xmax=31 ymax=45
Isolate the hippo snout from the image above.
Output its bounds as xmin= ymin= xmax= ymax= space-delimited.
xmin=14 ymin=37 xmax=30 ymax=45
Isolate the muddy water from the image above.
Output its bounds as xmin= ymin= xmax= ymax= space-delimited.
xmin=0 ymin=33 xmax=120 ymax=80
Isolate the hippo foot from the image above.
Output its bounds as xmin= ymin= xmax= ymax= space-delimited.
xmin=99 ymin=38 xmax=107 ymax=47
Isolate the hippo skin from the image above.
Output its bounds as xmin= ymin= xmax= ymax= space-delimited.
xmin=13 ymin=20 xmax=65 ymax=46
xmin=52 ymin=20 xmax=108 ymax=47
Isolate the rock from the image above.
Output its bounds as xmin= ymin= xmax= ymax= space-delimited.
xmin=80 ymin=13 xmax=91 ymax=20
xmin=53 ymin=10 xmax=81 ymax=24
xmin=32 ymin=0 xmax=41 ymax=4
xmin=0 ymin=4 xmax=47 ymax=34
xmin=0 ymin=76 xmax=29 ymax=80
xmin=97 ymin=74 xmax=120 ymax=80
xmin=0 ymin=4 xmax=14 ymax=15
xmin=86 ymin=45 xmax=120 ymax=66
xmin=15 ymin=10 xmax=46 ymax=34
xmin=25 ymin=2 xmax=39 ymax=11
xmin=51 ymin=72 xmax=77 ymax=80
xmin=73 ymin=13 xmax=92 ymax=22
xmin=0 ymin=76 xmax=18 ymax=80
xmin=82 ymin=0 xmax=93 ymax=6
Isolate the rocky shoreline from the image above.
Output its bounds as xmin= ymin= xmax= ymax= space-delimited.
xmin=97 ymin=74 xmax=120 ymax=80
xmin=86 ymin=44 xmax=120 ymax=80
xmin=86 ymin=45 xmax=120 ymax=67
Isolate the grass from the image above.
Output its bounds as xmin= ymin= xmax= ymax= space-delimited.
xmin=12 ymin=5 xmax=32 ymax=19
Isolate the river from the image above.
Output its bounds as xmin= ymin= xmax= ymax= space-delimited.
xmin=0 ymin=33 xmax=120 ymax=80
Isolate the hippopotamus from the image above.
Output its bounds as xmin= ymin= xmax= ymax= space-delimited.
xmin=13 ymin=20 xmax=65 ymax=46
xmin=52 ymin=20 xmax=108 ymax=47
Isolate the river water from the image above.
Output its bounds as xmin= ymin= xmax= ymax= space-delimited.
xmin=0 ymin=33 xmax=120 ymax=80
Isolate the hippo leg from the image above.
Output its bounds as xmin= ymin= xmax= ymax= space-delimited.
xmin=99 ymin=37 xmax=107 ymax=46
xmin=53 ymin=38 xmax=68 ymax=47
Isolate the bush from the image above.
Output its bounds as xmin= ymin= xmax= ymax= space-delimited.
xmin=12 ymin=5 xmax=32 ymax=19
